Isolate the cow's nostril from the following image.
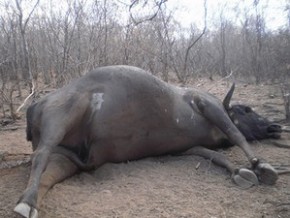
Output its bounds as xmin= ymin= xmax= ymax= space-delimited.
xmin=267 ymin=124 xmax=282 ymax=133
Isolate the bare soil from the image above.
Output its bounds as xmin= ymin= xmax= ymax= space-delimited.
xmin=0 ymin=79 xmax=289 ymax=218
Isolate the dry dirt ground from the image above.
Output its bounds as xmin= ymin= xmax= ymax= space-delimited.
xmin=0 ymin=79 xmax=289 ymax=218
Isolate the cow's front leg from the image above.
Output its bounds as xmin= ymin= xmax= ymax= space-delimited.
xmin=191 ymin=96 xmax=278 ymax=185
xmin=252 ymin=162 xmax=278 ymax=185
xmin=14 ymin=153 xmax=79 ymax=218
xmin=184 ymin=146 xmax=259 ymax=189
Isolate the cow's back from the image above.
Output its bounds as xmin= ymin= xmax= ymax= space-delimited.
xmin=82 ymin=66 xmax=180 ymax=137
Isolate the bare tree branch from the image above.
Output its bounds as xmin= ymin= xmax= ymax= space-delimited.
xmin=129 ymin=0 xmax=167 ymax=25
xmin=178 ymin=0 xmax=207 ymax=83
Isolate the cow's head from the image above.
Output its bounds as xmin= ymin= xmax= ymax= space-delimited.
xmin=223 ymin=84 xmax=282 ymax=141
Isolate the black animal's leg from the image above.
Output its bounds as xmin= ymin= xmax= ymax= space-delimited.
xmin=193 ymin=96 xmax=255 ymax=161
xmin=14 ymin=153 xmax=79 ymax=218
xmin=185 ymin=146 xmax=258 ymax=189
xmin=37 ymin=153 xmax=79 ymax=206
xmin=14 ymin=146 xmax=50 ymax=218
xmin=192 ymin=96 xmax=278 ymax=185
xmin=14 ymin=123 xmax=67 ymax=218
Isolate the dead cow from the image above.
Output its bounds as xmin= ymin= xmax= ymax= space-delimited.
xmin=15 ymin=65 xmax=284 ymax=218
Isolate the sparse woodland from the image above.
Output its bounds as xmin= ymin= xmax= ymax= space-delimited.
xmin=0 ymin=0 xmax=289 ymax=121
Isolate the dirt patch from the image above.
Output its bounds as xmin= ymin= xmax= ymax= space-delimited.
xmin=0 ymin=80 xmax=289 ymax=218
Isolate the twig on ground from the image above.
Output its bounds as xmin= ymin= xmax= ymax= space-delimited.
xmin=281 ymin=126 xmax=290 ymax=132
xmin=0 ymin=125 xmax=26 ymax=131
xmin=0 ymin=156 xmax=31 ymax=169
xmin=270 ymin=141 xmax=290 ymax=149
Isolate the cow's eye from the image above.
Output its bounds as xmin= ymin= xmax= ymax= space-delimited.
xmin=245 ymin=107 xmax=252 ymax=113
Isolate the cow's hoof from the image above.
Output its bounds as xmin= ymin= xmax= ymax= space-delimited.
xmin=14 ymin=202 xmax=38 ymax=218
xmin=232 ymin=168 xmax=259 ymax=189
xmin=254 ymin=163 xmax=278 ymax=185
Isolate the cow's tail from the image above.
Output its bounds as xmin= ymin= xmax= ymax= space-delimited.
xmin=26 ymin=103 xmax=36 ymax=141
xmin=52 ymin=145 xmax=95 ymax=171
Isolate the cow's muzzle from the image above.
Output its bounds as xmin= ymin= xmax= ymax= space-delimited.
xmin=266 ymin=124 xmax=282 ymax=139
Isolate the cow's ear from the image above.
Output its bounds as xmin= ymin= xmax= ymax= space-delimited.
xmin=223 ymin=83 xmax=235 ymax=111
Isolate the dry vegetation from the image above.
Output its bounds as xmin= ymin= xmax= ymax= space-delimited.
xmin=0 ymin=1 xmax=290 ymax=217
xmin=0 ymin=0 xmax=290 ymax=120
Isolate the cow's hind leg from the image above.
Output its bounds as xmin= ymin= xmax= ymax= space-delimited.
xmin=15 ymin=146 xmax=51 ymax=216
xmin=191 ymin=96 xmax=278 ymax=185
xmin=185 ymin=146 xmax=258 ymax=189
xmin=15 ymin=114 xmax=71 ymax=217
xmin=14 ymin=153 xmax=79 ymax=218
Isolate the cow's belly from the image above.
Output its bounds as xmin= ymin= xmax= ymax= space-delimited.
xmin=91 ymin=129 xmax=193 ymax=163
xmin=85 ymin=86 xmax=227 ymax=163
xmin=88 ymin=111 xmax=225 ymax=163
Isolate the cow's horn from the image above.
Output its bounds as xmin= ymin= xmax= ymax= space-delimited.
xmin=223 ymin=83 xmax=235 ymax=110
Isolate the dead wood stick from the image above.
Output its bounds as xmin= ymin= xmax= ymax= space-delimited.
xmin=16 ymin=79 xmax=36 ymax=113
xmin=270 ymin=141 xmax=290 ymax=149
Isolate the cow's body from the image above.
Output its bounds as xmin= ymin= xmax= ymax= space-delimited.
xmin=30 ymin=66 xmax=230 ymax=162
xmin=15 ymin=66 xmax=282 ymax=218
